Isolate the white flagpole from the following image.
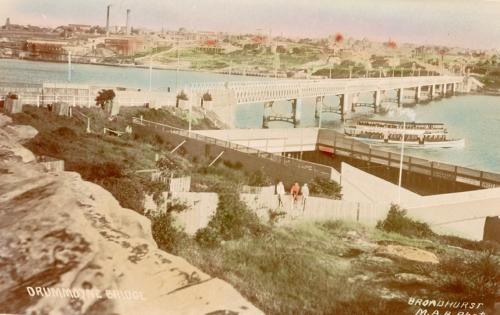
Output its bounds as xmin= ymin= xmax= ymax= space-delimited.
xmin=397 ymin=121 xmax=406 ymax=204
xmin=149 ymin=54 xmax=153 ymax=92
xmin=68 ymin=51 xmax=72 ymax=82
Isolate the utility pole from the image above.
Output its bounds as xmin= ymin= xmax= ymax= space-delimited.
xmin=274 ymin=53 xmax=280 ymax=79
xmin=175 ymin=37 xmax=180 ymax=92
xmin=67 ymin=51 xmax=72 ymax=82
xmin=397 ymin=121 xmax=406 ymax=204
xmin=149 ymin=53 xmax=153 ymax=92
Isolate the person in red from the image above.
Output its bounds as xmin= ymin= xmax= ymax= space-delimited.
xmin=290 ymin=182 xmax=300 ymax=202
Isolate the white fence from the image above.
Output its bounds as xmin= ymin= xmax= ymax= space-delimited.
xmin=241 ymin=185 xmax=275 ymax=195
xmin=145 ymin=192 xmax=388 ymax=235
xmin=241 ymin=194 xmax=388 ymax=225
xmin=169 ymin=176 xmax=191 ymax=192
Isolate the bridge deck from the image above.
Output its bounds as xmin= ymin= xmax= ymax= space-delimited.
xmin=188 ymin=76 xmax=464 ymax=104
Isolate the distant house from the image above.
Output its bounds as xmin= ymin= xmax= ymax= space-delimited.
xmin=25 ymin=40 xmax=67 ymax=61
xmin=104 ymin=36 xmax=147 ymax=56
xmin=67 ymin=24 xmax=92 ymax=32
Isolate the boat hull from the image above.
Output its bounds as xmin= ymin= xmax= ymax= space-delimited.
xmin=346 ymin=136 xmax=465 ymax=149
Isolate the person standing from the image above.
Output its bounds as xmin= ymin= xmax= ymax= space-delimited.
xmin=301 ymin=183 xmax=309 ymax=212
xmin=276 ymin=181 xmax=285 ymax=207
xmin=290 ymin=182 xmax=300 ymax=202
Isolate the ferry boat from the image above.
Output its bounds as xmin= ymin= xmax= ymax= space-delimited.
xmin=344 ymin=119 xmax=465 ymax=148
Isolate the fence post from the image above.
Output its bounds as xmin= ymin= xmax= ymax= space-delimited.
xmin=356 ymin=202 xmax=360 ymax=222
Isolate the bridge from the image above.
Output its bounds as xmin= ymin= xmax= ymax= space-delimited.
xmin=184 ymin=75 xmax=474 ymax=128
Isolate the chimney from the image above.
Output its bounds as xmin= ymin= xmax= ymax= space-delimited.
xmin=106 ymin=5 xmax=111 ymax=37
xmin=126 ymin=9 xmax=131 ymax=35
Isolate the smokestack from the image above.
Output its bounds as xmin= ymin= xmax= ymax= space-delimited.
xmin=126 ymin=9 xmax=131 ymax=35
xmin=106 ymin=4 xmax=111 ymax=37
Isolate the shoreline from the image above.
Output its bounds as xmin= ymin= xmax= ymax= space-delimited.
xmin=0 ymin=56 xmax=273 ymax=78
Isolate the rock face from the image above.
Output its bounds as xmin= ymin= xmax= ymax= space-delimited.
xmin=375 ymin=245 xmax=439 ymax=264
xmin=0 ymin=115 xmax=263 ymax=315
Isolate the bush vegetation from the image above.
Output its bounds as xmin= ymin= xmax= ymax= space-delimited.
xmin=195 ymin=183 xmax=268 ymax=247
xmin=436 ymin=251 xmax=499 ymax=310
xmin=376 ymin=204 xmax=434 ymax=238
xmin=95 ymin=89 xmax=116 ymax=109
xmin=149 ymin=202 xmax=188 ymax=252
xmin=308 ymin=177 xmax=342 ymax=199
xmin=376 ymin=204 xmax=499 ymax=252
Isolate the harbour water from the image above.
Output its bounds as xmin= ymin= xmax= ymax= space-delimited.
xmin=1 ymin=59 xmax=500 ymax=172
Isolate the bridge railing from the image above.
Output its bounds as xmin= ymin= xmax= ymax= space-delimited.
xmin=317 ymin=129 xmax=500 ymax=189
xmin=132 ymin=117 xmax=335 ymax=180
xmin=188 ymin=76 xmax=464 ymax=91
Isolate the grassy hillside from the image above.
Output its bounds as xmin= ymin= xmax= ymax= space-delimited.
xmin=168 ymin=218 xmax=499 ymax=315
xmin=9 ymin=105 xmax=215 ymax=212
xmin=8 ymin=105 xmax=500 ymax=315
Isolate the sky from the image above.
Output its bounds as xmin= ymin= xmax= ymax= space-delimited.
xmin=1 ymin=0 xmax=500 ymax=49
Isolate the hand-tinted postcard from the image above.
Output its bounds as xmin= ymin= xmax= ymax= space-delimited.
xmin=0 ymin=1 xmax=499 ymax=314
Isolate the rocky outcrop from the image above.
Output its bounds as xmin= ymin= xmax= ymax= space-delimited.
xmin=375 ymin=245 xmax=439 ymax=264
xmin=0 ymin=114 xmax=263 ymax=315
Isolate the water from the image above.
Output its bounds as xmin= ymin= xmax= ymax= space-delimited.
xmin=236 ymin=93 xmax=500 ymax=172
xmin=0 ymin=58 xmax=259 ymax=89
xmin=1 ymin=59 xmax=500 ymax=172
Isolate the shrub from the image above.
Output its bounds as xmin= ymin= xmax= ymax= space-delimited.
xmin=247 ymin=168 xmax=273 ymax=186
xmin=222 ymin=160 xmax=243 ymax=170
xmin=75 ymin=161 xmax=123 ymax=181
xmin=438 ymin=251 xmax=499 ymax=310
xmin=52 ymin=126 xmax=77 ymax=139
xmin=196 ymin=183 xmax=267 ymax=247
xmin=95 ymin=89 xmax=116 ymax=109
xmin=376 ymin=204 xmax=435 ymax=238
xmin=195 ymin=226 xmax=221 ymax=248
xmin=99 ymin=177 xmax=144 ymax=214
xmin=6 ymin=92 xmax=18 ymax=100
xmin=308 ymin=177 xmax=342 ymax=199
xmin=202 ymin=92 xmax=212 ymax=101
xmin=149 ymin=203 xmax=187 ymax=253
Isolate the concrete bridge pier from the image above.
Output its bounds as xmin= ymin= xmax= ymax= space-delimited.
xmin=291 ymin=98 xmax=302 ymax=127
xmin=351 ymin=93 xmax=360 ymax=112
xmin=397 ymin=88 xmax=404 ymax=106
xmin=442 ymin=84 xmax=447 ymax=96
xmin=429 ymin=84 xmax=436 ymax=99
xmin=451 ymin=83 xmax=457 ymax=94
xmin=314 ymin=96 xmax=323 ymax=119
xmin=373 ymin=90 xmax=382 ymax=113
xmin=415 ymin=86 xmax=422 ymax=102
xmin=339 ymin=93 xmax=351 ymax=122
xmin=262 ymin=101 xmax=274 ymax=129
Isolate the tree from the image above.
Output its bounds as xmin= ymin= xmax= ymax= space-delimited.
xmin=202 ymin=92 xmax=212 ymax=102
xmin=95 ymin=89 xmax=115 ymax=109
xmin=6 ymin=92 xmax=18 ymax=100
